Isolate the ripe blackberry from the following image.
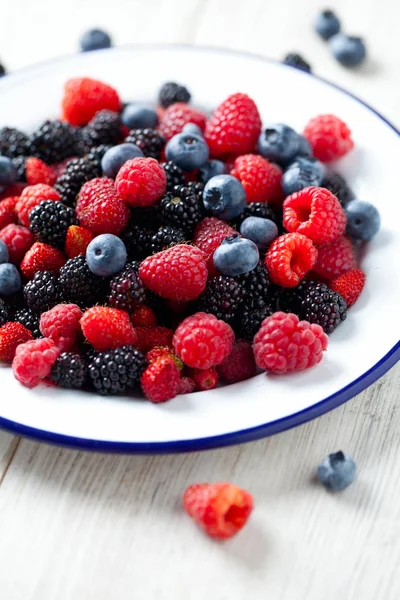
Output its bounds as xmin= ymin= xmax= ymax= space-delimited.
xmin=238 ymin=304 xmax=274 ymax=341
xmin=161 ymin=161 xmax=185 ymax=192
xmin=283 ymin=53 xmax=312 ymax=73
xmin=59 ymin=255 xmax=107 ymax=307
xmin=12 ymin=156 xmax=28 ymax=182
xmin=150 ymin=226 xmax=186 ymax=253
xmin=78 ymin=110 xmax=121 ymax=152
xmin=0 ymin=299 xmax=9 ymax=327
xmin=54 ymin=155 xmax=102 ymax=206
xmin=121 ymin=226 xmax=153 ymax=260
xmin=88 ymin=345 xmax=147 ymax=395
xmin=29 ymin=200 xmax=78 ymax=248
xmin=51 ymin=352 xmax=87 ymax=389
xmin=235 ymin=202 xmax=278 ymax=227
xmin=196 ymin=276 xmax=245 ymax=323
xmin=13 ymin=308 xmax=41 ymax=338
xmin=85 ymin=144 xmax=112 ymax=164
xmin=0 ymin=127 xmax=31 ymax=159
xmin=236 ymin=262 xmax=271 ymax=310
xmin=160 ymin=185 xmax=204 ymax=234
xmin=321 ymin=171 xmax=354 ymax=206
xmin=29 ymin=120 xmax=79 ymax=164
xmin=108 ymin=264 xmax=146 ymax=313
xmin=187 ymin=181 xmax=205 ymax=201
xmin=130 ymin=205 xmax=160 ymax=229
xmin=279 ymin=280 xmax=347 ymax=334
xmin=23 ymin=271 xmax=61 ymax=314
xmin=124 ymin=128 xmax=165 ymax=160
xmin=159 ymin=82 xmax=191 ymax=108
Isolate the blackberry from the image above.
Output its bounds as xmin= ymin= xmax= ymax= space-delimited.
xmin=14 ymin=308 xmax=41 ymax=338
xmin=59 ymin=255 xmax=107 ymax=307
xmin=29 ymin=120 xmax=79 ymax=163
xmin=196 ymin=276 xmax=245 ymax=323
xmin=0 ymin=299 xmax=9 ymax=327
xmin=130 ymin=205 xmax=160 ymax=229
xmin=160 ymin=185 xmax=204 ymax=234
xmin=121 ymin=226 xmax=153 ymax=260
xmin=236 ymin=262 xmax=271 ymax=310
xmin=238 ymin=304 xmax=274 ymax=341
xmin=279 ymin=280 xmax=347 ymax=334
xmin=29 ymin=200 xmax=78 ymax=248
xmin=283 ymin=53 xmax=312 ymax=73
xmin=150 ymin=226 xmax=186 ymax=253
xmin=51 ymin=352 xmax=87 ymax=389
xmin=321 ymin=171 xmax=355 ymax=206
xmin=78 ymin=110 xmax=121 ymax=152
xmin=124 ymin=128 xmax=165 ymax=160
xmin=54 ymin=155 xmax=102 ymax=206
xmin=187 ymin=181 xmax=205 ymax=201
xmin=161 ymin=161 xmax=185 ymax=192
xmin=108 ymin=264 xmax=146 ymax=313
xmin=88 ymin=345 xmax=147 ymax=395
xmin=158 ymin=82 xmax=191 ymax=108
xmin=236 ymin=202 xmax=278 ymax=226
xmin=23 ymin=271 xmax=61 ymax=314
xmin=12 ymin=156 xmax=28 ymax=182
xmin=85 ymin=144 xmax=112 ymax=164
xmin=0 ymin=127 xmax=31 ymax=159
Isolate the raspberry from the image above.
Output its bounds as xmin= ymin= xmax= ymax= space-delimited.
xmin=23 ymin=271 xmax=62 ymax=314
xmin=20 ymin=242 xmax=66 ymax=279
xmin=62 ymin=77 xmax=121 ymax=126
xmin=140 ymin=356 xmax=181 ymax=403
xmin=51 ymin=352 xmax=87 ymax=389
xmin=188 ymin=367 xmax=219 ymax=391
xmin=146 ymin=346 xmax=183 ymax=371
xmin=80 ymin=306 xmax=137 ymax=352
xmin=0 ymin=322 xmax=33 ymax=362
xmin=133 ymin=326 xmax=174 ymax=353
xmin=131 ymin=305 xmax=157 ymax=327
xmin=39 ymin=303 xmax=83 ymax=352
xmin=231 ymin=154 xmax=283 ymax=204
xmin=12 ymin=337 xmax=60 ymax=388
xmin=0 ymin=182 xmax=27 ymax=201
xmin=25 ymin=157 xmax=57 ymax=186
xmin=0 ymin=196 xmax=18 ymax=230
xmin=313 ymin=236 xmax=357 ymax=279
xmin=139 ymin=245 xmax=208 ymax=301
xmin=253 ymin=311 xmax=329 ymax=373
xmin=183 ymin=482 xmax=253 ymax=539
xmin=173 ymin=312 xmax=234 ymax=369
xmin=283 ymin=186 xmax=346 ymax=244
xmin=217 ymin=339 xmax=257 ymax=383
xmin=115 ymin=157 xmax=166 ymax=207
xmin=76 ymin=178 xmax=129 ymax=235
xmin=16 ymin=184 xmax=61 ymax=227
xmin=65 ymin=225 xmax=94 ymax=258
xmin=0 ymin=224 xmax=34 ymax=264
xmin=193 ymin=217 xmax=236 ymax=276
xmin=159 ymin=103 xmax=206 ymax=141
xmin=330 ymin=269 xmax=366 ymax=307
xmin=303 ymin=114 xmax=354 ymax=162
xmin=205 ymin=93 xmax=262 ymax=158
xmin=108 ymin=264 xmax=146 ymax=312
xmin=265 ymin=233 xmax=318 ymax=288
xmin=178 ymin=376 xmax=196 ymax=394
xmin=124 ymin=129 xmax=165 ymax=161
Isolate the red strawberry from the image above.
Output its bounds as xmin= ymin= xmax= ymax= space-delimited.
xmin=65 ymin=225 xmax=94 ymax=259
xmin=62 ymin=77 xmax=121 ymax=126
xmin=140 ymin=356 xmax=181 ymax=403
xmin=20 ymin=242 xmax=66 ymax=279
xmin=0 ymin=322 xmax=33 ymax=362
xmin=80 ymin=306 xmax=137 ymax=352
xmin=330 ymin=269 xmax=366 ymax=307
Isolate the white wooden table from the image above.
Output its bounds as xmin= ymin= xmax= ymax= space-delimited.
xmin=0 ymin=1 xmax=399 ymax=598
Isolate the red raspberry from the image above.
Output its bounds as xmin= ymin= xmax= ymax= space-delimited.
xmin=303 ymin=114 xmax=354 ymax=162
xmin=177 ymin=376 xmax=196 ymax=394
xmin=173 ymin=312 xmax=234 ymax=369
xmin=115 ymin=157 xmax=166 ymax=207
xmin=12 ymin=337 xmax=60 ymax=388
xmin=0 ymin=182 xmax=27 ymax=200
xmin=231 ymin=154 xmax=283 ymax=204
xmin=159 ymin=103 xmax=206 ymax=141
xmin=194 ymin=217 xmax=236 ymax=276
xmin=188 ymin=367 xmax=219 ymax=391
xmin=76 ymin=178 xmax=129 ymax=235
xmin=25 ymin=157 xmax=57 ymax=186
xmin=131 ymin=305 xmax=157 ymax=327
xmin=139 ymin=245 xmax=208 ymax=301
xmin=217 ymin=339 xmax=256 ymax=383
xmin=62 ymin=77 xmax=121 ymax=126
xmin=313 ymin=236 xmax=356 ymax=279
xmin=146 ymin=346 xmax=183 ymax=370
xmin=140 ymin=357 xmax=181 ymax=403
xmin=330 ymin=269 xmax=365 ymax=307
xmin=205 ymin=93 xmax=262 ymax=158
xmin=0 ymin=196 xmax=18 ymax=230
xmin=283 ymin=186 xmax=346 ymax=244
xmin=265 ymin=233 xmax=318 ymax=288
xmin=20 ymin=242 xmax=66 ymax=279
xmin=65 ymin=225 xmax=94 ymax=259
xmin=0 ymin=224 xmax=34 ymax=264
xmin=16 ymin=184 xmax=61 ymax=227
xmin=253 ymin=312 xmax=329 ymax=374
xmin=183 ymin=482 xmax=253 ymax=539
xmin=0 ymin=322 xmax=33 ymax=362
xmin=81 ymin=306 xmax=137 ymax=352
xmin=39 ymin=303 xmax=83 ymax=352
xmin=133 ymin=326 xmax=174 ymax=353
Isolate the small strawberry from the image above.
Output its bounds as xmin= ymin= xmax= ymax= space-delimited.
xmin=188 ymin=367 xmax=219 ymax=391
xmin=0 ymin=322 xmax=33 ymax=362
xmin=20 ymin=242 xmax=66 ymax=279
xmin=62 ymin=77 xmax=122 ymax=126
xmin=65 ymin=225 xmax=94 ymax=258
xmin=140 ymin=356 xmax=181 ymax=403
xmin=146 ymin=346 xmax=183 ymax=370
xmin=330 ymin=269 xmax=366 ymax=307
xmin=131 ymin=305 xmax=157 ymax=327
xmin=80 ymin=306 xmax=137 ymax=352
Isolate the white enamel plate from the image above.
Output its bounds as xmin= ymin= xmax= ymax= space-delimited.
xmin=0 ymin=45 xmax=399 ymax=452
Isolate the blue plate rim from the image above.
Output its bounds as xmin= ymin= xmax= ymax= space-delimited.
xmin=0 ymin=43 xmax=399 ymax=454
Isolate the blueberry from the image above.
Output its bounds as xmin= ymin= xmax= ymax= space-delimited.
xmin=165 ymin=133 xmax=209 ymax=171
xmin=101 ymin=143 xmax=143 ymax=178
xmin=122 ymin=104 xmax=159 ymax=130
xmin=0 ymin=240 xmax=9 ymax=264
xmin=80 ymin=29 xmax=112 ymax=52
xmin=297 ymin=135 xmax=313 ymax=157
xmin=317 ymin=451 xmax=356 ymax=491
xmin=199 ymin=159 xmax=227 ymax=183
xmin=345 ymin=200 xmax=380 ymax=241
xmin=282 ymin=156 xmax=325 ymax=196
xmin=314 ymin=9 xmax=341 ymax=40
xmin=258 ymin=124 xmax=300 ymax=166
xmin=86 ymin=234 xmax=127 ymax=277
xmin=0 ymin=156 xmax=17 ymax=188
xmin=329 ymin=34 xmax=366 ymax=67
xmin=213 ymin=235 xmax=259 ymax=277
xmin=240 ymin=217 xmax=278 ymax=250
xmin=203 ymin=174 xmax=246 ymax=221
xmin=182 ymin=123 xmax=204 ymax=137
xmin=0 ymin=263 xmax=21 ymax=296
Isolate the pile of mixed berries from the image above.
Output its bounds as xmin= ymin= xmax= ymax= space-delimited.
xmin=0 ymin=76 xmax=380 ymax=402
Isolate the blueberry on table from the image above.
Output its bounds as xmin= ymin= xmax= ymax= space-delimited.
xmin=165 ymin=132 xmax=209 ymax=171
xmin=213 ymin=235 xmax=260 ymax=277
xmin=101 ymin=143 xmax=143 ymax=178
xmin=0 ymin=263 xmax=21 ymax=296
xmin=329 ymin=34 xmax=366 ymax=67
xmin=314 ymin=9 xmax=341 ymax=40
xmin=122 ymin=104 xmax=159 ymax=130
xmin=240 ymin=217 xmax=278 ymax=250
xmin=86 ymin=234 xmax=127 ymax=277
xmin=345 ymin=200 xmax=380 ymax=241
xmin=203 ymin=174 xmax=246 ymax=220
xmin=258 ymin=124 xmax=300 ymax=166
xmin=80 ymin=29 xmax=112 ymax=52
xmin=317 ymin=451 xmax=356 ymax=491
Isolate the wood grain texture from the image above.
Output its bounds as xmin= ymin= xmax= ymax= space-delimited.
xmin=0 ymin=0 xmax=399 ymax=598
